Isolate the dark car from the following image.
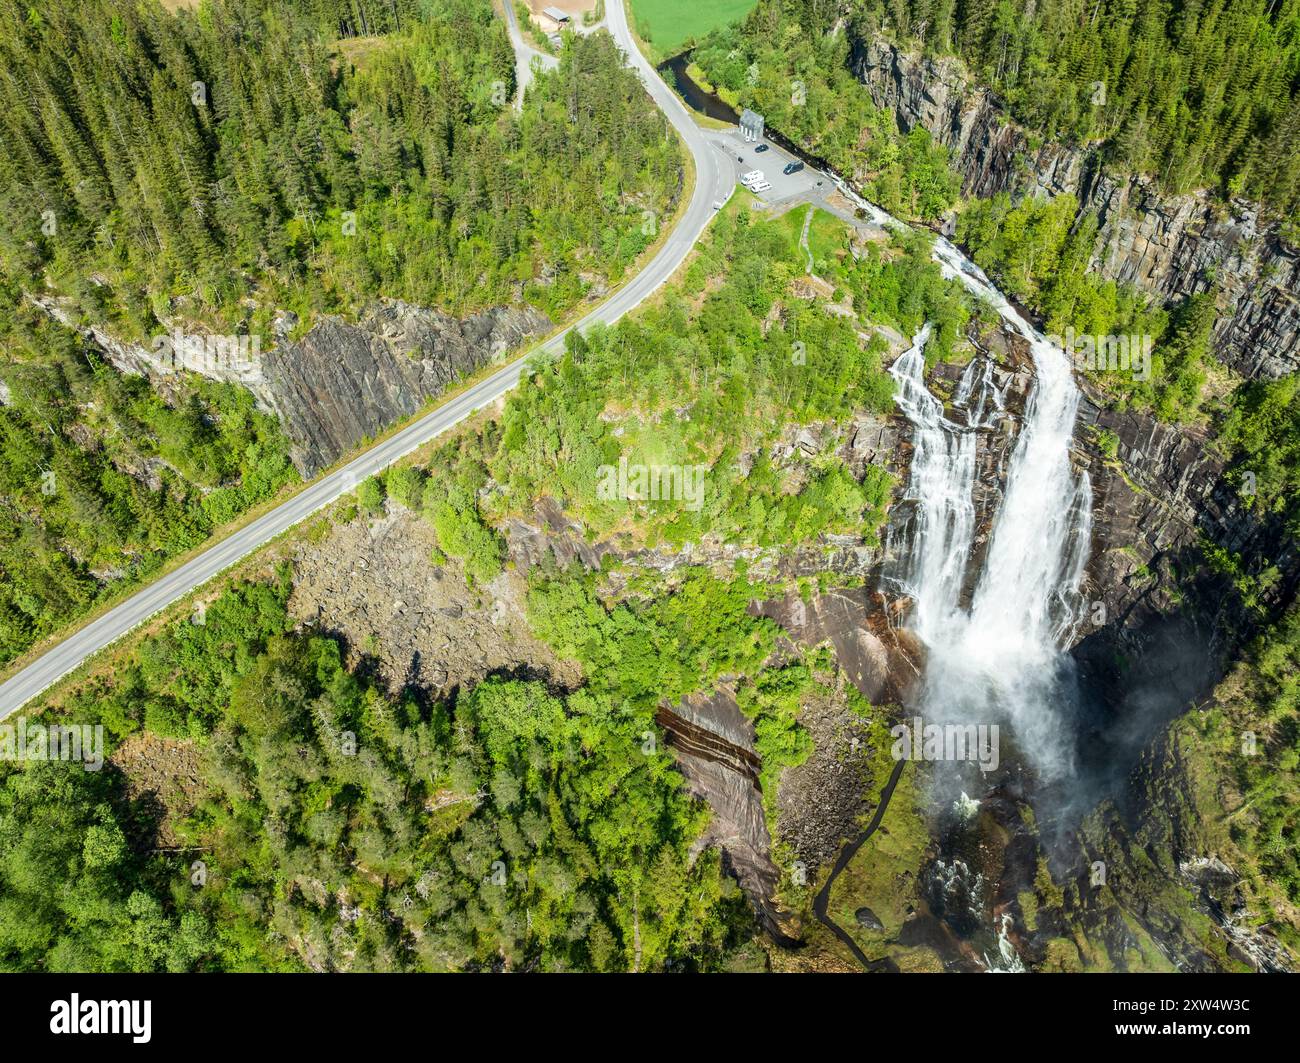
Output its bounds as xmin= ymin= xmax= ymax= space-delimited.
xmin=737 ymin=155 xmax=744 ymax=162
xmin=755 ymin=144 xmax=769 ymax=153
xmin=782 ymin=160 xmax=805 ymax=175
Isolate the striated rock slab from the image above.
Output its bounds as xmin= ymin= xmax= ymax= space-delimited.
xmin=1073 ymin=376 xmax=1298 ymax=653
xmin=265 ymin=301 xmax=550 ymax=475
xmin=752 ymin=587 xmax=924 ymax=708
xmin=657 ymin=688 xmax=798 ymax=944
xmin=505 ymin=497 xmax=614 ymax=573
xmin=1059 ymin=374 xmax=1300 ymax=803
xmin=30 ymin=294 xmax=550 ymax=477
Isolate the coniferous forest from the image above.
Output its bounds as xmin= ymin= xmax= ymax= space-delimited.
xmin=0 ymin=0 xmax=682 ymax=667
xmin=694 ymin=0 xmax=1299 ymax=219
xmin=1 ymin=0 xmax=1299 ymax=992
xmin=847 ymin=0 xmax=1300 ymax=214
xmin=0 ymin=0 xmax=681 ymax=335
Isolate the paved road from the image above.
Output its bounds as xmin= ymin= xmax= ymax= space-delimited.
xmin=499 ymin=0 xmax=556 ymax=111
xmin=0 ymin=0 xmax=734 ymax=720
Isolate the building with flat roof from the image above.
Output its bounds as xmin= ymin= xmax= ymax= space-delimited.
xmin=740 ymin=108 xmax=765 ymax=143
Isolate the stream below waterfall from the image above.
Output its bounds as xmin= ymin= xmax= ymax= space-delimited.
xmin=659 ymin=69 xmax=1100 ymax=966
xmin=834 ymin=183 xmax=1096 ymax=971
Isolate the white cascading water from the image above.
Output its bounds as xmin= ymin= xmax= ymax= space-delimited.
xmin=864 ymin=197 xmax=1094 ymax=782
xmin=887 ymin=324 xmax=1002 ymax=645
xmin=829 ymin=177 xmax=1094 ymax=972
xmin=923 ymin=237 xmax=1093 ymax=783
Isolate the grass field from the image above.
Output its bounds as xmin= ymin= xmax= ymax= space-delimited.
xmin=629 ymin=0 xmax=757 ymax=58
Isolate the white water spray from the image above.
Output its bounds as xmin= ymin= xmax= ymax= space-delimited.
xmin=877 ymin=226 xmax=1093 ymax=782
xmin=831 ymin=165 xmax=1093 ymax=976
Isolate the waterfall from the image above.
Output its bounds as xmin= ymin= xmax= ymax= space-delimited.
xmin=882 ymin=235 xmax=1094 ymax=784
xmin=824 ymin=165 xmax=1094 ymax=973
xmin=886 ymin=325 xmax=1001 ymax=644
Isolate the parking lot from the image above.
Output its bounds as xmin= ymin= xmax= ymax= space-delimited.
xmin=708 ymin=127 xmax=826 ymax=208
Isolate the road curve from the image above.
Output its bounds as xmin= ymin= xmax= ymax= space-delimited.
xmin=499 ymin=0 xmax=557 ymax=111
xmin=0 ymin=0 xmax=732 ymax=719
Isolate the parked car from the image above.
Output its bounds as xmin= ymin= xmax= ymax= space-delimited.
xmin=782 ymin=160 xmax=805 ymax=175
xmin=737 ymin=155 xmax=744 ymax=162
xmin=742 ymin=170 xmax=764 ymax=184
xmin=751 ymin=181 xmax=772 ymax=193
xmin=755 ymin=143 xmax=769 ymax=153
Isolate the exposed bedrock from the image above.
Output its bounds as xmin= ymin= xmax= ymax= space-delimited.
xmin=1066 ymin=379 xmax=1299 ymax=791
xmin=654 ymin=689 xmax=799 ymax=943
xmin=850 ymin=36 xmax=1300 ymax=381
xmin=264 ymin=301 xmax=550 ymax=475
xmin=31 ymin=294 xmax=551 ymax=477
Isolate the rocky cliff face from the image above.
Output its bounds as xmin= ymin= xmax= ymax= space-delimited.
xmin=33 ymin=295 xmax=550 ymax=476
xmin=849 ymin=37 xmax=1300 ymax=381
xmin=655 ymin=688 xmax=799 ymax=943
xmin=264 ymin=301 xmax=549 ymax=475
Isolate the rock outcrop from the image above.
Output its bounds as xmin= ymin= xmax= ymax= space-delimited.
xmin=289 ymin=503 xmax=580 ymax=697
xmin=31 ymin=294 xmax=550 ymax=476
xmin=265 ymin=301 xmax=550 ymax=474
xmin=655 ymin=688 xmax=798 ymax=943
xmin=849 ymin=37 xmax=1300 ymax=380
xmin=1063 ymin=377 xmax=1300 ymax=797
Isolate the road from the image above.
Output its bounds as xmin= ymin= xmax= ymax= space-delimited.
xmin=0 ymin=0 xmax=735 ymax=720
xmin=499 ymin=0 xmax=557 ymax=111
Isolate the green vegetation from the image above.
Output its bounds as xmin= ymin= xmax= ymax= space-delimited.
xmin=355 ymin=428 xmax=505 ymax=584
xmin=356 ymin=475 xmax=386 ymax=517
xmin=491 ymin=198 xmax=970 ymax=548
xmin=630 ymin=0 xmax=758 ymax=58
xmin=1218 ymin=373 xmax=1300 ymax=537
xmin=814 ymin=698 xmax=931 ymax=968
xmin=849 ymin=230 xmax=970 ymax=364
xmin=957 ymin=192 xmax=1215 ymax=422
xmin=422 ymin=446 xmax=504 ymax=586
xmin=1075 ymin=604 xmax=1300 ymax=965
xmin=0 ymin=0 xmax=684 ymax=662
xmin=845 ymin=0 xmax=1300 ymax=218
xmin=2 ymin=0 xmax=682 ymax=336
xmin=1208 ymin=607 xmax=1300 ymax=918
xmin=1200 ymin=372 xmax=1300 ymax=613
xmin=691 ymin=3 xmax=960 ymax=221
xmin=1 ymin=575 xmax=756 ymax=971
xmin=736 ymin=660 xmax=816 ymax=819
xmin=0 ymin=305 xmax=295 ymax=667
xmin=2 ymin=180 xmax=940 ymax=970
xmin=527 ymin=565 xmax=778 ymax=705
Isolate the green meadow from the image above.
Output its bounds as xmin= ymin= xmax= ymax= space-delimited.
xmin=629 ymin=0 xmax=757 ymax=58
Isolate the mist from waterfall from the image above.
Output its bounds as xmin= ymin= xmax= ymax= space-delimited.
xmin=883 ymin=237 xmax=1094 ymax=784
